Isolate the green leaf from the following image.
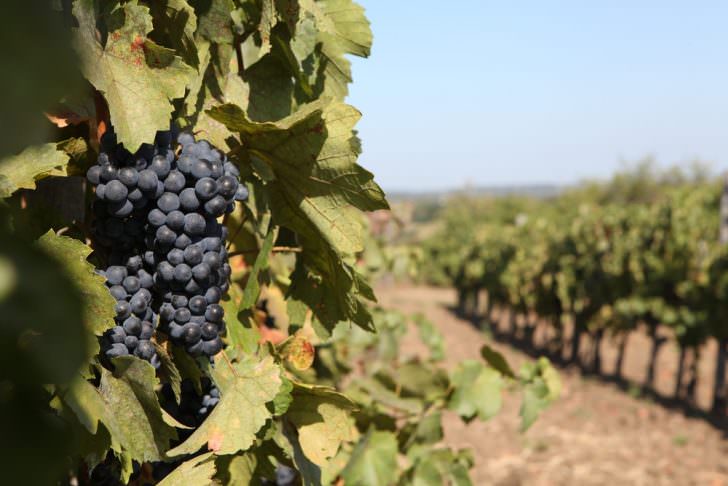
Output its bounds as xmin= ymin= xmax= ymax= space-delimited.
xmin=0 ymin=143 xmax=70 ymax=198
xmin=193 ymin=0 xmax=235 ymax=44
xmin=413 ymin=314 xmax=445 ymax=361
xmin=241 ymin=229 xmax=276 ymax=310
xmin=72 ymin=0 xmax=195 ymax=151
xmin=341 ymin=429 xmax=399 ymax=486
xmin=155 ymin=342 xmax=183 ymax=403
xmin=157 ymin=452 xmax=217 ymax=486
xmin=448 ymin=360 xmax=503 ymax=422
xmin=221 ymin=284 xmax=260 ymax=354
xmin=99 ymin=357 xmax=178 ymax=462
xmin=408 ymin=448 xmax=474 ymax=486
xmin=38 ymin=231 xmax=116 ymax=338
xmin=298 ymin=0 xmax=372 ymax=99
xmin=272 ymin=375 xmax=294 ymax=416
xmin=215 ymin=452 xmax=258 ymax=485
xmin=208 ymin=100 xmax=388 ymax=335
xmin=281 ymin=422 xmax=323 ymax=486
xmin=147 ymin=0 xmax=199 ymax=67
xmin=0 ymin=230 xmax=88 ymax=383
xmin=168 ymin=354 xmax=282 ymax=456
xmin=394 ymin=361 xmax=449 ymax=402
xmin=61 ymin=377 xmax=110 ymax=435
xmin=480 ymin=344 xmax=516 ymax=379
xmin=518 ymin=358 xmax=561 ymax=431
xmin=286 ymin=382 xmax=356 ymax=465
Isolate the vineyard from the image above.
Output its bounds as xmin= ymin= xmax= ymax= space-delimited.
xmin=0 ymin=1 xmax=562 ymax=485
xmin=420 ymin=165 xmax=728 ymax=417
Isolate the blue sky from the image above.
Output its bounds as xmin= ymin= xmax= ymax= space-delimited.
xmin=347 ymin=1 xmax=728 ymax=191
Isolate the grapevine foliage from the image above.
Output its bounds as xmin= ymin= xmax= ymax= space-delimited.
xmin=0 ymin=1 xmax=555 ymax=484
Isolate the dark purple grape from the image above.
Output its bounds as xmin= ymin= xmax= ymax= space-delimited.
xmin=150 ymin=155 xmax=171 ymax=178
xmin=99 ymin=164 xmax=118 ymax=183
xmin=184 ymin=245 xmax=203 ymax=265
xmin=179 ymin=188 xmax=200 ymax=211
xmin=159 ymin=303 xmax=175 ymax=321
xmin=183 ymin=323 xmax=202 ymax=344
xmin=184 ymin=213 xmax=206 ymax=235
xmin=86 ymin=165 xmax=101 ymax=185
xmin=156 ymin=225 xmax=177 ymax=246
xmin=188 ymin=295 xmax=206 ymax=314
xmin=202 ymin=337 xmax=223 ymax=356
xmin=174 ymin=263 xmax=192 ymax=283
xmin=123 ymin=276 xmax=141 ymax=294
xmin=135 ymin=341 xmax=156 ymax=360
xmin=166 ymin=210 xmax=185 ymax=231
xmin=217 ymin=175 xmax=238 ymax=199
xmin=123 ymin=316 xmax=142 ymax=335
xmin=164 ymin=170 xmax=186 ymax=193
xmin=201 ymin=322 xmax=218 ymax=339
xmin=202 ymin=251 xmax=221 ymax=269
xmin=175 ymin=233 xmax=192 ymax=249
xmin=205 ymin=304 xmax=224 ymax=323
xmin=108 ymin=200 xmax=133 ymax=217
xmin=204 ymin=287 xmax=221 ymax=304
xmin=138 ymin=169 xmax=159 ymax=192
xmin=204 ymin=195 xmax=226 ymax=217
xmin=195 ymin=178 xmax=217 ymax=201
xmin=158 ymin=192 xmax=180 ymax=213
xmin=118 ymin=167 xmax=139 ymax=187
xmin=109 ymin=285 xmax=127 ymax=300
xmin=192 ymin=263 xmax=211 ymax=281
xmin=175 ymin=307 xmax=191 ymax=324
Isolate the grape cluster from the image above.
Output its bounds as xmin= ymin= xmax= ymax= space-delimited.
xmin=146 ymin=133 xmax=246 ymax=357
xmin=101 ymin=255 xmax=158 ymax=365
xmin=87 ymin=129 xmax=246 ymax=363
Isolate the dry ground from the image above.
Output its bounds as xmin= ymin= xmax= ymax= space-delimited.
xmin=376 ymin=284 xmax=728 ymax=486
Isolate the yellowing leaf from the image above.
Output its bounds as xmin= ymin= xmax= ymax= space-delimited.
xmin=0 ymin=143 xmax=69 ymax=198
xmin=167 ymin=355 xmax=283 ymax=456
xmin=287 ymin=383 xmax=356 ymax=465
xmin=157 ymin=452 xmax=217 ymax=486
xmin=72 ymin=0 xmax=195 ymax=151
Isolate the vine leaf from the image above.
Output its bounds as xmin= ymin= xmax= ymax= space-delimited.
xmin=0 ymin=229 xmax=88 ymax=384
xmin=72 ymin=0 xmax=195 ymax=151
xmin=340 ymin=429 xmax=399 ymax=486
xmin=407 ymin=448 xmax=474 ymax=486
xmin=208 ymin=100 xmax=388 ymax=335
xmin=241 ymin=229 xmax=276 ymax=310
xmin=448 ymin=360 xmax=503 ymax=422
xmin=167 ymin=355 xmax=283 ymax=456
xmin=297 ymin=0 xmax=372 ymax=99
xmin=157 ymin=452 xmax=217 ymax=485
xmin=0 ymin=143 xmax=70 ymax=198
xmin=221 ymin=283 xmax=261 ymax=354
xmin=480 ymin=344 xmax=516 ymax=379
xmin=38 ymin=231 xmax=116 ymax=338
xmin=195 ymin=0 xmax=235 ymax=44
xmin=286 ymin=383 xmax=356 ymax=465
xmin=98 ymin=357 xmax=178 ymax=462
xmin=518 ymin=358 xmax=561 ymax=431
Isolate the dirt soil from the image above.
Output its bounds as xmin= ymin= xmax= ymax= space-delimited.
xmin=376 ymin=284 xmax=728 ymax=486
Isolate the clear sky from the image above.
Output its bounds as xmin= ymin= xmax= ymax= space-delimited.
xmin=347 ymin=1 xmax=728 ymax=191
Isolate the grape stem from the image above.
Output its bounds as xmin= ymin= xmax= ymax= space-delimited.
xmin=228 ymin=246 xmax=302 ymax=256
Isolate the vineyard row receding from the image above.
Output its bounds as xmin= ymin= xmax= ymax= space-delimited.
xmin=420 ymin=165 xmax=728 ymax=415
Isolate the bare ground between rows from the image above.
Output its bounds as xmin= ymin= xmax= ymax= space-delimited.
xmin=375 ymin=283 xmax=728 ymax=486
